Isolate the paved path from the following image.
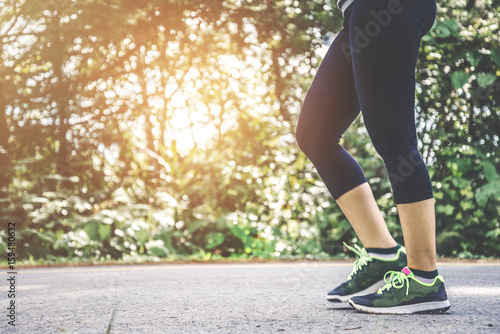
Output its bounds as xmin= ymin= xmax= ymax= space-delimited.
xmin=1 ymin=262 xmax=499 ymax=333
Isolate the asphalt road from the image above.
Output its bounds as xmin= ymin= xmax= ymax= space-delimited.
xmin=1 ymin=261 xmax=499 ymax=333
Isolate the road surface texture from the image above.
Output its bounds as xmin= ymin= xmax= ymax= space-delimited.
xmin=1 ymin=261 xmax=499 ymax=333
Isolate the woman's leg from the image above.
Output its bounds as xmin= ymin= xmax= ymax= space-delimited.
xmin=296 ymin=27 xmax=396 ymax=249
xmin=397 ymin=199 xmax=436 ymax=271
xmin=348 ymin=0 xmax=438 ymax=271
xmin=336 ymin=183 xmax=396 ymax=249
xmin=298 ymin=24 xmax=406 ymax=303
xmin=347 ymin=0 xmax=450 ymax=314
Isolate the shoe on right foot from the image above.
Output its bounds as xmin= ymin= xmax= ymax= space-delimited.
xmin=326 ymin=243 xmax=407 ymax=302
xmin=349 ymin=267 xmax=451 ymax=314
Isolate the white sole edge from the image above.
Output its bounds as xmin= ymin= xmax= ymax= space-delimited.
xmin=326 ymin=279 xmax=385 ymax=302
xmin=349 ymin=300 xmax=451 ymax=314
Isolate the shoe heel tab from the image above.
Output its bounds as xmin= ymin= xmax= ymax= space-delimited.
xmin=415 ymin=275 xmax=445 ymax=286
xmin=436 ymin=275 xmax=445 ymax=283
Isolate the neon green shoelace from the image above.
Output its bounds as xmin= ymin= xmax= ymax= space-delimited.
xmin=344 ymin=242 xmax=373 ymax=281
xmin=377 ymin=271 xmax=410 ymax=295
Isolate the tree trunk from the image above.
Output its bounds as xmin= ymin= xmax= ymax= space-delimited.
xmin=0 ymin=93 xmax=11 ymax=193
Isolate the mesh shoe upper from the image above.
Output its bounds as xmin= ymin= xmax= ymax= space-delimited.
xmin=327 ymin=243 xmax=407 ymax=298
xmin=350 ymin=267 xmax=449 ymax=308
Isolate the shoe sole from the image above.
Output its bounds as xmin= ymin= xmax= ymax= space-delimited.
xmin=348 ymin=299 xmax=451 ymax=314
xmin=326 ymin=279 xmax=385 ymax=303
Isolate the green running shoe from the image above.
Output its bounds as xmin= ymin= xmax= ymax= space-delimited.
xmin=349 ymin=267 xmax=451 ymax=314
xmin=326 ymin=243 xmax=407 ymax=302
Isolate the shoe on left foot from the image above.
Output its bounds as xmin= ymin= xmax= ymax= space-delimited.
xmin=349 ymin=267 xmax=451 ymax=314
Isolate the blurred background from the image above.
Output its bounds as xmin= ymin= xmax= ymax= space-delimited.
xmin=0 ymin=0 xmax=498 ymax=265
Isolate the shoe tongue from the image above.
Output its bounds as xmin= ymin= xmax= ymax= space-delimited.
xmin=402 ymin=267 xmax=412 ymax=276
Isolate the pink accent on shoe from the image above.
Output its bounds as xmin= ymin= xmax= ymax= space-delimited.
xmin=403 ymin=267 xmax=411 ymax=276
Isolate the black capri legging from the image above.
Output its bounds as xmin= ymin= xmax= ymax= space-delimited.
xmin=296 ymin=0 xmax=437 ymax=204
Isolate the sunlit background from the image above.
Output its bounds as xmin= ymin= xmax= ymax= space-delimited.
xmin=1 ymin=0 xmax=499 ymax=263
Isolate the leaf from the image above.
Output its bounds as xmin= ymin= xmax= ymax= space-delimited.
xmin=134 ymin=229 xmax=150 ymax=246
xmin=451 ymin=71 xmax=471 ymax=89
xmin=476 ymin=73 xmax=497 ymax=88
xmin=206 ymin=232 xmax=225 ymax=249
xmin=83 ymin=222 xmax=99 ymax=241
xmin=447 ymin=161 xmax=460 ymax=176
xmin=187 ymin=220 xmax=207 ymax=233
xmin=36 ymin=229 xmax=57 ymax=244
xmin=483 ymin=162 xmax=498 ymax=182
xmin=421 ymin=34 xmax=434 ymax=43
xmin=289 ymin=175 xmax=298 ymax=190
xmin=148 ymin=246 xmax=168 ymax=257
xmin=434 ymin=23 xmax=451 ymax=38
xmin=437 ymin=204 xmax=455 ymax=216
xmin=452 ymin=177 xmax=470 ymax=189
xmin=466 ymin=51 xmax=483 ymax=67
xmin=84 ymin=220 xmax=111 ymax=241
xmin=436 ymin=231 xmax=461 ymax=244
xmin=443 ymin=19 xmax=459 ymax=35
xmin=98 ymin=223 xmax=112 ymax=241
xmin=475 ymin=181 xmax=500 ymax=206
xmin=485 ymin=228 xmax=500 ymax=239
xmin=83 ymin=220 xmax=99 ymax=241
xmin=230 ymin=224 xmax=251 ymax=245
xmin=448 ymin=49 xmax=468 ymax=63
xmin=460 ymin=201 xmax=474 ymax=211
xmin=294 ymin=152 xmax=306 ymax=171
xmin=490 ymin=48 xmax=500 ymax=67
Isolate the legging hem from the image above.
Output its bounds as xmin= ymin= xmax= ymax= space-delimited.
xmin=394 ymin=190 xmax=434 ymax=205
xmin=332 ymin=177 xmax=368 ymax=200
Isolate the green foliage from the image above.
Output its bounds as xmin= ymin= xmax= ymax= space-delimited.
xmin=451 ymin=71 xmax=472 ymax=90
xmin=433 ymin=148 xmax=499 ymax=257
xmin=416 ymin=0 xmax=500 ymax=257
xmin=0 ymin=0 xmax=498 ymax=263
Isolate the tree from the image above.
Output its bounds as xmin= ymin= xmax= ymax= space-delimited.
xmin=1 ymin=0 xmax=498 ymax=261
